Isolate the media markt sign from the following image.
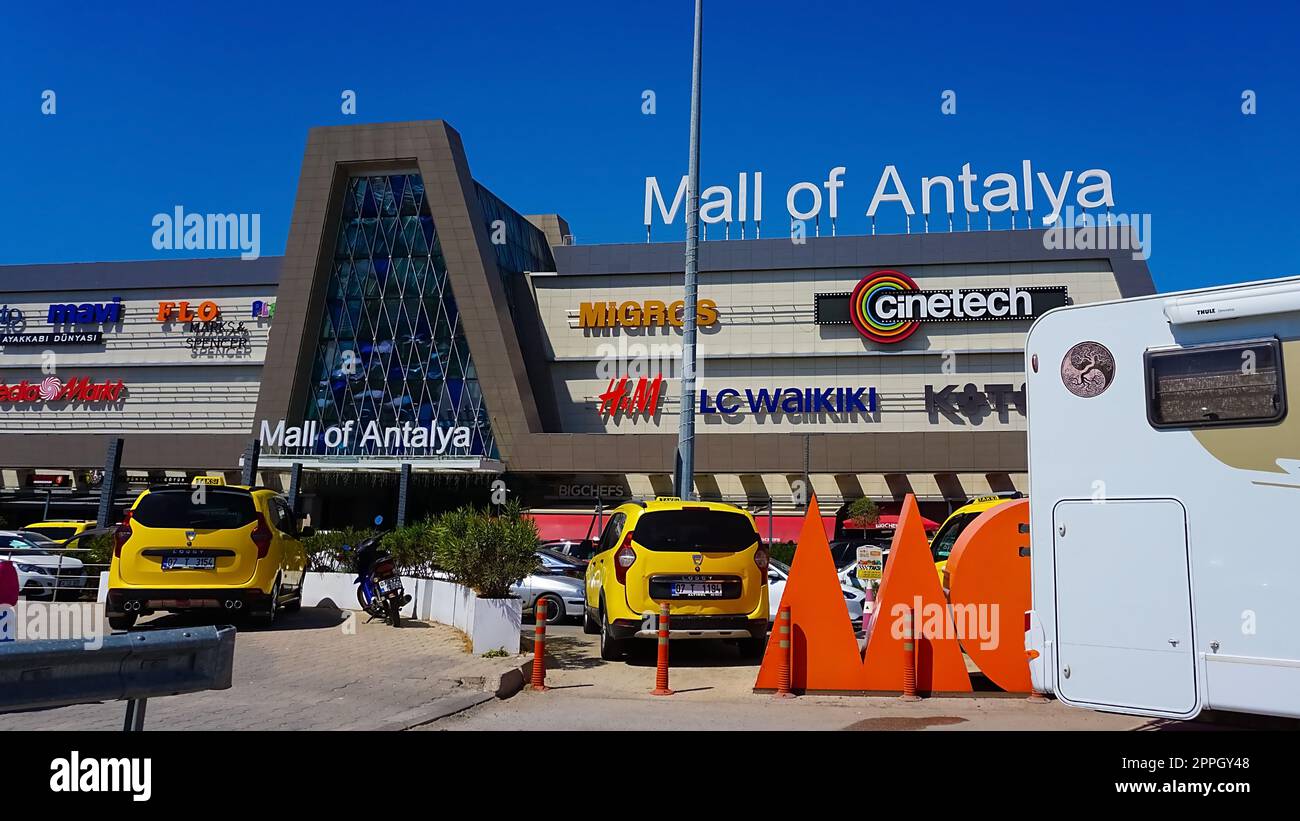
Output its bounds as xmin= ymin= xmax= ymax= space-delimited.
xmin=0 ymin=376 xmax=126 ymax=404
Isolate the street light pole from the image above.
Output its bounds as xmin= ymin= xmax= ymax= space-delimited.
xmin=674 ymin=0 xmax=703 ymax=501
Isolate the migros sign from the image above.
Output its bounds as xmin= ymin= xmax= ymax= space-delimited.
xmin=578 ymin=299 xmax=718 ymax=329
xmin=815 ymin=270 xmax=1069 ymax=344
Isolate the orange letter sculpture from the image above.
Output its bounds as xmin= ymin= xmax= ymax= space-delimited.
xmin=754 ymin=496 xmax=866 ymax=693
xmin=945 ymin=498 xmax=1032 ymax=693
xmin=860 ymin=494 xmax=972 ymax=694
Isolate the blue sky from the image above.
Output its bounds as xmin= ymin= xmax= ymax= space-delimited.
xmin=1 ymin=0 xmax=1296 ymax=291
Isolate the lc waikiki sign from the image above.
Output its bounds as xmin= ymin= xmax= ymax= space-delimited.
xmin=815 ymin=270 xmax=1069 ymax=343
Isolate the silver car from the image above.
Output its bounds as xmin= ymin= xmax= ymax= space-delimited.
xmin=512 ymin=571 xmax=585 ymax=626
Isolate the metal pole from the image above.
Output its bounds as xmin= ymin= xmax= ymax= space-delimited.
xmin=96 ymin=438 xmax=124 ymax=530
xmin=123 ymin=698 xmax=148 ymax=731
xmin=42 ymin=489 xmax=51 ymax=520
xmin=674 ymin=0 xmax=703 ymax=502
xmin=396 ymin=462 xmax=411 ymax=527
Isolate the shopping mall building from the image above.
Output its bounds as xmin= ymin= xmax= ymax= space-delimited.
xmin=0 ymin=120 xmax=1154 ymax=537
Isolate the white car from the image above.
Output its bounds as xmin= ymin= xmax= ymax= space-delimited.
xmin=0 ymin=532 xmax=86 ymax=600
xmin=767 ymin=558 xmax=867 ymax=630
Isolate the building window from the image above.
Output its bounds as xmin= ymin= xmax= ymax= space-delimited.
xmin=1145 ymin=338 xmax=1286 ymax=429
xmin=303 ymin=173 xmax=497 ymax=458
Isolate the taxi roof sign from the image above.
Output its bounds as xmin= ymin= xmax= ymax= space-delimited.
xmin=191 ymin=475 xmax=226 ymax=486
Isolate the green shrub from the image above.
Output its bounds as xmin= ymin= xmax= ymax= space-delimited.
xmin=78 ymin=532 xmax=115 ymax=568
xmin=303 ymin=527 xmax=370 ymax=573
xmin=433 ymin=501 xmax=539 ymax=598
xmin=768 ymin=541 xmax=797 ymax=566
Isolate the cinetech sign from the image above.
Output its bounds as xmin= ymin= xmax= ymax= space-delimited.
xmin=815 ymin=270 xmax=1069 ymax=343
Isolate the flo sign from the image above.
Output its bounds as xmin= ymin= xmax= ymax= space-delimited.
xmin=815 ymin=270 xmax=1069 ymax=343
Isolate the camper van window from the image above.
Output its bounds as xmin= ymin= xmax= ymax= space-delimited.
xmin=1146 ymin=338 xmax=1286 ymax=429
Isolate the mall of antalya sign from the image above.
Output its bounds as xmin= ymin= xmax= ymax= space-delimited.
xmin=260 ymin=420 xmax=473 ymax=453
xmin=644 ymin=161 xmax=1114 ymax=230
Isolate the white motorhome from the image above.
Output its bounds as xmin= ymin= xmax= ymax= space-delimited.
xmin=1024 ymin=275 xmax=1300 ymax=720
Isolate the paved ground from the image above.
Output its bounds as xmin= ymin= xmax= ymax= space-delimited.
xmin=0 ymin=605 xmax=522 ymax=731
xmin=430 ymin=625 xmax=1157 ymax=731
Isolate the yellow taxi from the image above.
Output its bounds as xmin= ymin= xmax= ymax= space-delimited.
xmin=930 ymin=492 xmax=1022 ymax=589
xmin=583 ymin=497 xmax=770 ymax=660
xmin=105 ymin=476 xmax=311 ymax=630
xmin=22 ymin=519 xmax=96 ymax=543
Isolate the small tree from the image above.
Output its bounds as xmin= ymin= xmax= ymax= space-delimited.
xmin=846 ymin=496 xmax=880 ymax=530
xmin=433 ymin=502 xmax=540 ymax=598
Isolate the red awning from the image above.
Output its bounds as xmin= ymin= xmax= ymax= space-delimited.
xmin=527 ymin=513 xmax=601 ymax=542
xmin=754 ymin=514 xmax=837 ymax=544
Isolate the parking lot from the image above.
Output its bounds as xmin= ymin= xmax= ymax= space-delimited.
xmin=432 ymin=624 xmax=1154 ymax=732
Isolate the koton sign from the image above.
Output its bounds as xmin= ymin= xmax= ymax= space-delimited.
xmin=0 ymin=376 xmax=126 ymax=404
xmin=815 ymin=270 xmax=1069 ymax=343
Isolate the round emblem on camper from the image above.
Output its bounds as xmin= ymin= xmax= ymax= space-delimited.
xmin=1060 ymin=341 xmax=1115 ymax=398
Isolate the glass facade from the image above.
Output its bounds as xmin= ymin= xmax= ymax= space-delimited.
xmin=303 ymin=173 xmax=497 ymax=459
xmin=475 ymin=182 xmax=555 ymax=320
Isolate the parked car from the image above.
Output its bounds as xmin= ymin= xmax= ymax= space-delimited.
xmin=543 ymin=538 xmax=598 ymax=564
xmin=0 ymin=532 xmax=87 ymax=600
xmin=106 ymin=476 xmax=311 ymax=630
xmin=535 ymin=547 xmax=585 ymax=579
xmin=513 ymin=571 xmax=584 ymax=625
xmin=22 ymin=519 xmax=96 ymax=544
xmin=767 ymin=558 xmax=866 ymax=629
xmin=584 ymin=497 xmax=770 ymax=660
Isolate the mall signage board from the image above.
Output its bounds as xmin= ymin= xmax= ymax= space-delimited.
xmin=698 ymin=386 xmax=877 ymax=415
xmin=815 ymin=270 xmax=1069 ymax=343
xmin=156 ymin=300 xmax=221 ymax=323
xmin=598 ymin=374 xmax=664 ymax=418
xmin=260 ymin=420 xmax=473 ymax=453
xmin=0 ymin=376 xmax=126 ymax=404
xmin=579 ymin=299 xmax=718 ymax=329
xmin=0 ymin=331 xmax=103 ymax=346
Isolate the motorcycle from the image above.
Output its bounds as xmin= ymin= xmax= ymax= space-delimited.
xmin=345 ymin=516 xmax=410 ymax=627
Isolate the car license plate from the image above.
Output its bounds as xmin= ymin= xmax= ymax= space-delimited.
xmin=162 ymin=556 xmax=216 ymax=570
xmin=377 ymin=577 xmax=401 ymax=594
xmin=58 ymin=576 xmax=82 ymax=586
xmin=671 ymin=582 xmax=723 ymax=597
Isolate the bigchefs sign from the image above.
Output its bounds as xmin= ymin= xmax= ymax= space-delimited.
xmin=815 ymin=270 xmax=1069 ymax=343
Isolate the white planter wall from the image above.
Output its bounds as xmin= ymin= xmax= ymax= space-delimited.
xmin=301 ymin=572 xmax=519 ymax=654
xmin=94 ymin=570 xmax=521 ymax=654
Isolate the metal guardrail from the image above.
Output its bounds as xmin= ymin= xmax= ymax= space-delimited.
xmin=0 ymin=625 xmax=236 ymax=730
